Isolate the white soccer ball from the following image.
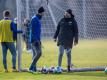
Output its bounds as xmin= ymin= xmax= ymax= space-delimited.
xmin=104 ymin=67 xmax=107 ymax=74
xmin=54 ymin=66 xmax=62 ymax=74
xmin=41 ymin=67 xmax=49 ymax=74
xmin=49 ymin=66 xmax=55 ymax=73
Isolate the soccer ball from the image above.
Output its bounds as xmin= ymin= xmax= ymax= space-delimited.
xmin=41 ymin=67 xmax=49 ymax=74
xmin=104 ymin=67 xmax=107 ymax=74
xmin=54 ymin=66 xmax=62 ymax=74
xmin=49 ymin=66 xmax=55 ymax=74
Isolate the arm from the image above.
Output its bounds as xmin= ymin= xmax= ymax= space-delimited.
xmin=11 ymin=22 xmax=22 ymax=33
xmin=30 ymin=18 xmax=39 ymax=41
xmin=53 ymin=23 xmax=60 ymax=40
xmin=73 ymin=19 xmax=78 ymax=45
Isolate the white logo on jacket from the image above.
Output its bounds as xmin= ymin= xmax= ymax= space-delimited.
xmin=69 ymin=21 xmax=72 ymax=26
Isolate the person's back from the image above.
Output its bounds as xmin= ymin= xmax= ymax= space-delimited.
xmin=0 ymin=19 xmax=14 ymax=42
xmin=0 ymin=10 xmax=22 ymax=72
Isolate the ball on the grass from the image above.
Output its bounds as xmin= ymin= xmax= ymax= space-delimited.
xmin=41 ymin=67 xmax=48 ymax=74
xmin=49 ymin=66 xmax=55 ymax=73
xmin=104 ymin=67 xmax=107 ymax=74
xmin=54 ymin=66 xmax=62 ymax=74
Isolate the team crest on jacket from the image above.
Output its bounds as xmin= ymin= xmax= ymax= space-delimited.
xmin=69 ymin=21 xmax=72 ymax=25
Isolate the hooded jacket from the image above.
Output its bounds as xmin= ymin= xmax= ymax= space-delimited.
xmin=54 ymin=17 xmax=78 ymax=48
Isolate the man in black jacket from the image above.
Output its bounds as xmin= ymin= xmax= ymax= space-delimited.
xmin=53 ymin=9 xmax=78 ymax=72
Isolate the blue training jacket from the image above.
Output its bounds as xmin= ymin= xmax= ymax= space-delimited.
xmin=30 ymin=15 xmax=41 ymax=42
xmin=4 ymin=18 xmax=22 ymax=41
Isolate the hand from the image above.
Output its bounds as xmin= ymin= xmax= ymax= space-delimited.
xmin=53 ymin=38 xmax=57 ymax=42
xmin=74 ymin=41 xmax=78 ymax=46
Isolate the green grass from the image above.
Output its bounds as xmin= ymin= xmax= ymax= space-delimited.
xmin=0 ymin=39 xmax=107 ymax=80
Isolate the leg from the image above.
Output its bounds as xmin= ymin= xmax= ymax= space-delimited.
xmin=32 ymin=45 xmax=36 ymax=59
xmin=1 ymin=42 xmax=8 ymax=70
xmin=29 ymin=44 xmax=37 ymax=71
xmin=58 ymin=45 xmax=64 ymax=67
xmin=29 ymin=42 xmax=42 ymax=71
xmin=7 ymin=42 xmax=17 ymax=69
xmin=65 ymin=47 xmax=71 ymax=71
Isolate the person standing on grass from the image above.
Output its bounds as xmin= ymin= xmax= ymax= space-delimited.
xmin=53 ymin=9 xmax=78 ymax=72
xmin=0 ymin=10 xmax=22 ymax=72
xmin=13 ymin=17 xmax=18 ymax=52
xmin=29 ymin=7 xmax=45 ymax=72
xmin=23 ymin=18 xmax=32 ymax=52
xmin=13 ymin=17 xmax=18 ymax=41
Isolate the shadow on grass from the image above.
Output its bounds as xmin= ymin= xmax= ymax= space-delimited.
xmin=60 ymin=71 xmax=107 ymax=77
xmin=25 ymin=71 xmax=107 ymax=77
xmin=0 ymin=71 xmax=107 ymax=78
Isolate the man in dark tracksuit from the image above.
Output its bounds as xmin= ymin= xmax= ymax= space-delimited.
xmin=53 ymin=9 xmax=78 ymax=72
xmin=29 ymin=7 xmax=45 ymax=72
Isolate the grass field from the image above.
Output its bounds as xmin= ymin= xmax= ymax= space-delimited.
xmin=0 ymin=39 xmax=107 ymax=80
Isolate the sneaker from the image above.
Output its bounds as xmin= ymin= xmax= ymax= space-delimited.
xmin=67 ymin=66 xmax=71 ymax=72
xmin=33 ymin=66 xmax=37 ymax=72
xmin=28 ymin=70 xmax=34 ymax=73
xmin=4 ymin=69 xmax=8 ymax=73
xmin=28 ymin=69 xmax=37 ymax=74
xmin=27 ymin=49 xmax=33 ymax=53
xmin=29 ymin=65 xmax=33 ymax=70
xmin=71 ymin=64 xmax=74 ymax=67
xmin=12 ymin=69 xmax=19 ymax=72
xmin=29 ymin=66 xmax=36 ymax=73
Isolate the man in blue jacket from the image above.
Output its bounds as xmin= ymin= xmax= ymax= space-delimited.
xmin=29 ymin=7 xmax=45 ymax=72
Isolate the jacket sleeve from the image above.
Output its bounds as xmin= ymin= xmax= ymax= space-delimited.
xmin=30 ymin=18 xmax=38 ymax=41
xmin=73 ymin=19 xmax=78 ymax=43
xmin=53 ymin=22 xmax=60 ymax=39
xmin=11 ymin=22 xmax=23 ymax=33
